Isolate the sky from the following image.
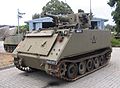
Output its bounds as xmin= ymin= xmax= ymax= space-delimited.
xmin=0 ymin=0 xmax=115 ymax=26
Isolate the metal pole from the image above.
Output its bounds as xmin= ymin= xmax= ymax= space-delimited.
xmin=90 ymin=0 xmax=92 ymax=20
xmin=17 ymin=9 xmax=19 ymax=34
xmin=89 ymin=0 xmax=92 ymax=28
xmin=65 ymin=0 xmax=66 ymax=3
xmin=90 ymin=0 xmax=91 ymax=14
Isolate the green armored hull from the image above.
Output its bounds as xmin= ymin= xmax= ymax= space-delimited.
xmin=13 ymin=11 xmax=112 ymax=81
xmin=4 ymin=34 xmax=23 ymax=53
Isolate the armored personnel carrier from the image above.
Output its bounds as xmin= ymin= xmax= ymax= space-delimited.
xmin=13 ymin=10 xmax=112 ymax=81
xmin=3 ymin=27 xmax=25 ymax=53
xmin=4 ymin=34 xmax=24 ymax=53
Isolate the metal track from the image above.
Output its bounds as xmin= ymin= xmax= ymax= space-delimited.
xmin=14 ymin=48 xmax=112 ymax=81
xmin=49 ymin=48 xmax=112 ymax=81
xmin=4 ymin=45 xmax=17 ymax=53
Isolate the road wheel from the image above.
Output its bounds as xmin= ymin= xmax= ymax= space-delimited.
xmin=93 ymin=57 xmax=100 ymax=68
xmin=105 ymin=52 xmax=111 ymax=61
xmin=78 ymin=61 xmax=86 ymax=75
xmin=4 ymin=45 xmax=7 ymax=52
xmin=99 ymin=56 xmax=104 ymax=66
xmin=7 ymin=46 xmax=10 ymax=52
xmin=10 ymin=46 xmax=13 ymax=53
xmin=67 ymin=63 xmax=78 ymax=79
xmin=86 ymin=59 xmax=93 ymax=72
xmin=58 ymin=62 xmax=67 ymax=77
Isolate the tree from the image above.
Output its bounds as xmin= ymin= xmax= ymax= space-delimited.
xmin=42 ymin=0 xmax=73 ymax=15
xmin=105 ymin=24 xmax=115 ymax=32
xmin=17 ymin=24 xmax=29 ymax=34
xmin=32 ymin=13 xmax=40 ymax=19
xmin=108 ymin=0 xmax=120 ymax=33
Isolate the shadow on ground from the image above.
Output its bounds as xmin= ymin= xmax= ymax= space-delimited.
xmin=18 ymin=70 xmax=68 ymax=88
xmin=17 ymin=63 xmax=112 ymax=88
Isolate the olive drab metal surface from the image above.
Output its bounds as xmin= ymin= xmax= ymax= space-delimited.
xmin=13 ymin=10 xmax=112 ymax=81
xmin=4 ymin=34 xmax=23 ymax=45
xmin=4 ymin=34 xmax=24 ymax=53
xmin=17 ymin=32 xmax=58 ymax=56
xmin=26 ymin=30 xmax=54 ymax=37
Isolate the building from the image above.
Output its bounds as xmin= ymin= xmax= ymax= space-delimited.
xmin=25 ymin=17 xmax=54 ymax=31
xmin=91 ymin=17 xmax=108 ymax=30
xmin=26 ymin=17 xmax=108 ymax=31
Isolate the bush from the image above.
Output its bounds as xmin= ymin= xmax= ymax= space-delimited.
xmin=111 ymin=38 xmax=120 ymax=47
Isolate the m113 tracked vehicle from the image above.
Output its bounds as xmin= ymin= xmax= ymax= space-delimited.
xmin=3 ymin=27 xmax=24 ymax=53
xmin=13 ymin=10 xmax=112 ymax=81
xmin=4 ymin=34 xmax=24 ymax=53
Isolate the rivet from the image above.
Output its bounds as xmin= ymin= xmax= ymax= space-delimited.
xmin=51 ymin=53 xmax=53 ymax=55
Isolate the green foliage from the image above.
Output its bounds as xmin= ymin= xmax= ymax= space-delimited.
xmin=108 ymin=0 xmax=120 ymax=33
xmin=105 ymin=24 xmax=115 ymax=32
xmin=111 ymin=37 xmax=120 ymax=46
xmin=32 ymin=13 xmax=40 ymax=19
xmin=111 ymin=38 xmax=120 ymax=46
xmin=42 ymin=0 xmax=73 ymax=15
xmin=17 ymin=24 xmax=29 ymax=34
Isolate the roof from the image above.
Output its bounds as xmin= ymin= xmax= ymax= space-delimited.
xmin=25 ymin=16 xmax=108 ymax=23
xmin=92 ymin=17 xmax=108 ymax=22
xmin=0 ymin=25 xmax=16 ymax=28
xmin=25 ymin=17 xmax=53 ymax=23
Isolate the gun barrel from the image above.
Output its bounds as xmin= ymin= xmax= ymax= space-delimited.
xmin=45 ymin=14 xmax=69 ymax=22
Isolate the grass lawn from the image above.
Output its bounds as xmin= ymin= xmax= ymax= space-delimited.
xmin=111 ymin=38 xmax=120 ymax=47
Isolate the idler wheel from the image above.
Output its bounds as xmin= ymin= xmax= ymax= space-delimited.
xmin=10 ymin=46 xmax=13 ymax=53
xmin=7 ymin=46 xmax=10 ymax=52
xmin=6 ymin=46 xmax=9 ymax=52
xmin=93 ymin=57 xmax=100 ymax=68
xmin=67 ymin=63 xmax=78 ymax=79
xmin=99 ymin=56 xmax=104 ymax=66
xmin=105 ymin=53 xmax=111 ymax=61
xmin=86 ymin=59 xmax=93 ymax=72
xmin=78 ymin=61 xmax=86 ymax=75
xmin=4 ymin=45 xmax=7 ymax=52
xmin=14 ymin=58 xmax=33 ymax=72
xmin=58 ymin=62 xmax=67 ymax=77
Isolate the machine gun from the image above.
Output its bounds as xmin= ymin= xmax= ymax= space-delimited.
xmin=43 ymin=10 xmax=91 ymax=29
xmin=44 ymin=13 xmax=69 ymax=27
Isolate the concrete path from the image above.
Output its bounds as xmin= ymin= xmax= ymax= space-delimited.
xmin=0 ymin=48 xmax=120 ymax=88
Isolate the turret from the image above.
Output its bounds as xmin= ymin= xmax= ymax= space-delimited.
xmin=43 ymin=9 xmax=91 ymax=29
xmin=44 ymin=13 xmax=69 ymax=26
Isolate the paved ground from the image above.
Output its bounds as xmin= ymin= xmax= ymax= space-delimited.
xmin=0 ymin=41 xmax=13 ymax=68
xmin=0 ymin=48 xmax=120 ymax=88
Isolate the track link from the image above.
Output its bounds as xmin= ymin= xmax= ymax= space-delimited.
xmin=4 ymin=45 xmax=17 ymax=53
xmin=49 ymin=48 xmax=112 ymax=81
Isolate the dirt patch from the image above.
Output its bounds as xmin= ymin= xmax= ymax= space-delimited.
xmin=0 ymin=53 xmax=13 ymax=68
